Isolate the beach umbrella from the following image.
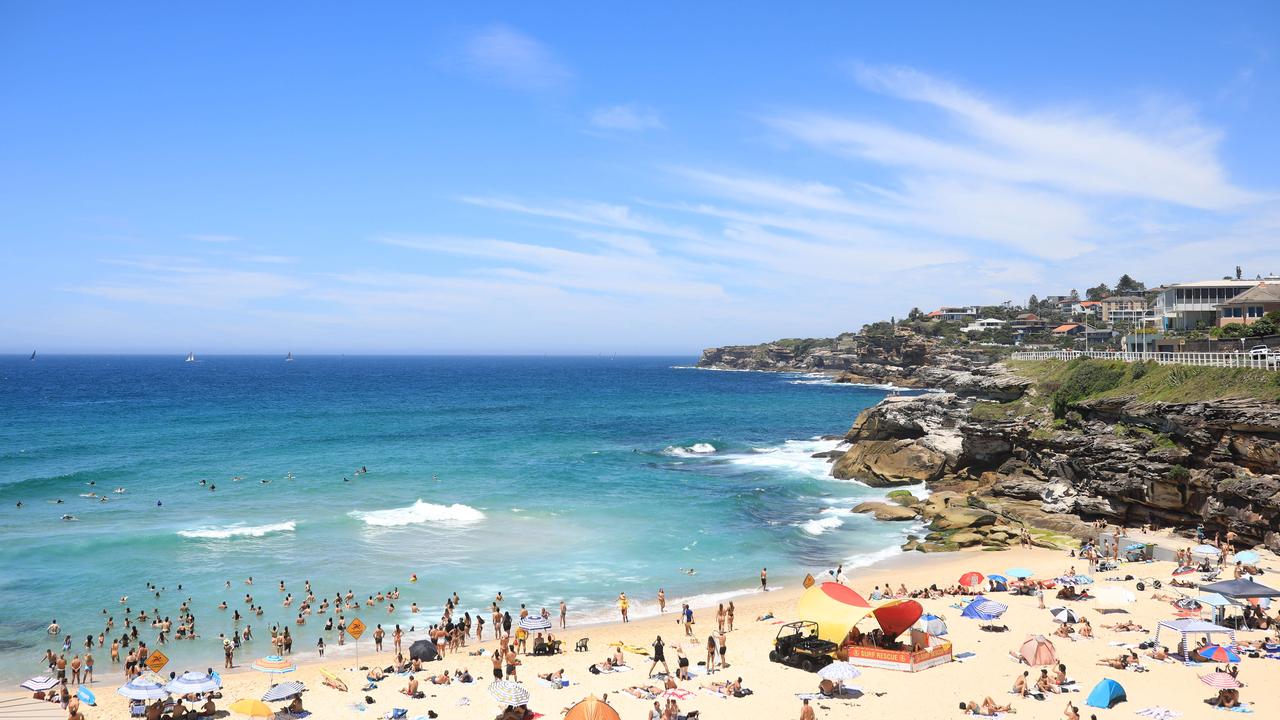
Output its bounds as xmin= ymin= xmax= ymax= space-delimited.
xmin=261 ymin=681 xmax=305 ymax=702
xmin=1199 ymin=672 xmax=1242 ymax=689
xmin=20 ymin=677 xmax=57 ymax=692
xmin=518 ymin=615 xmax=552 ymax=631
xmin=1192 ymin=544 xmax=1221 ymax=557
xmin=1085 ymin=678 xmax=1126 ymax=709
xmin=487 ymin=680 xmax=530 ymax=706
xmin=659 ymin=688 xmax=694 ymax=701
xmin=117 ymin=676 xmax=169 ymax=701
xmin=228 ymin=699 xmax=273 ymax=718
xmin=797 ymin=582 xmax=873 ymax=643
xmin=872 ymin=599 xmax=922 ymax=640
xmin=250 ymin=655 xmax=295 ymax=674
xmin=1197 ymin=645 xmax=1240 ymax=663
xmin=1233 ymin=550 xmax=1260 ymax=565
xmin=961 ymin=596 xmax=1007 ymax=620
xmin=818 ymin=661 xmax=861 ymax=682
xmin=1049 ymin=607 xmax=1081 ymax=624
xmin=1017 ymin=635 xmax=1058 ymax=666
xmin=1005 ymin=568 xmax=1034 ymax=579
xmin=408 ymin=639 xmax=439 ymax=662
xmin=916 ymin=613 xmax=948 ymax=636
xmin=1093 ymin=586 xmax=1136 ymax=606
xmin=988 ymin=574 xmax=1008 ymax=584
xmin=165 ymin=671 xmax=220 ymax=695
xmin=564 ymin=695 xmax=621 ymax=720
xmin=959 ymin=572 xmax=985 ymax=587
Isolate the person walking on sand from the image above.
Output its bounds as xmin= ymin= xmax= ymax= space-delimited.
xmin=648 ymin=635 xmax=670 ymax=678
xmin=657 ymin=588 xmax=666 ymax=614
xmin=559 ymin=600 xmax=567 ymax=629
xmin=393 ymin=624 xmax=403 ymax=655
xmin=682 ymin=604 xmax=694 ymax=637
xmin=760 ymin=568 xmax=768 ymax=591
xmin=716 ymin=604 xmax=725 ymax=632
xmin=799 ymin=698 xmax=816 ymax=720
xmin=618 ymin=593 xmax=630 ymax=622
xmin=727 ymin=602 xmax=735 ymax=631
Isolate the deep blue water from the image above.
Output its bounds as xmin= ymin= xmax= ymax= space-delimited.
xmin=0 ymin=355 xmax=917 ymax=681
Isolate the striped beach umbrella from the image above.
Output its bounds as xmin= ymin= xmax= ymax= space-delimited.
xmin=20 ymin=676 xmax=58 ymax=692
xmin=487 ymin=680 xmax=530 ymax=706
xmin=250 ymin=656 xmax=296 ymax=674
xmin=958 ymin=572 xmax=985 ymax=587
xmin=165 ymin=671 xmax=221 ymax=695
xmin=1199 ymin=672 xmax=1241 ymax=689
xmin=117 ymin=676 xmax=169 ymax=701
xmin=518 ymin=615 xmax=552 ymax=631
xmin=261 ymin=681 xmax=305 ymax=702
xmin=1197 ymin=645 xmax=1240 ymax=663
xmin=817 ymin=661 xmax=861 ymax=681
xmin=1049 ymin=607 xmax=1081 ymax=624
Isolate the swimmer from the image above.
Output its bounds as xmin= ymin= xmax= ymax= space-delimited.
xmin=61 ymin=514 xmax=77 ymax=521
xmin=410 ymin=574 xmax=418 ymax=583
xmin=15 ymin=501 xmax=22 ymax=508
xmin=260 ymin=479 xmax=270 ymax=484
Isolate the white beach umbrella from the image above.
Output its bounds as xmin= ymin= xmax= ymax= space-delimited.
xmin=487 ymin=680 xmax=530 ymax=706
xmin=518 ymin=615 xmax=552 ymax=631
xmin=817 ymin=661 xmax=862 ymax=682
xmin=1191 ymin=544 xmax=1221 ymax=557
xmin=20 ymin=676 xmax=58 ymax=692
xmin=165 ymin=671 xmax=221 ymax=695
xmin=117 ymin=676 xmax=169 ymax=701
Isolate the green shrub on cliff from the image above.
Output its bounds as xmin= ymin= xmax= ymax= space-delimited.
xmin=1050 ymin=359 xmax=1126 ymax=418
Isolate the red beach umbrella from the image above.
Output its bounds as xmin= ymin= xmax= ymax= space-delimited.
xmin=959 ymin=572 xmax=985 ymax=587
xmin=1199 ymin=672 xmax=1241 ymax=689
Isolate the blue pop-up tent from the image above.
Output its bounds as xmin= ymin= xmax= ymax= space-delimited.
xmin=960 ymin=596 xmax=1008 ymax=621
xmin=1085 ymin=678 xmax=1126 ymax=709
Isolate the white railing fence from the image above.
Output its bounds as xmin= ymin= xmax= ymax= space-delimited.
xmin=1010 ymin=349 xmax=1279 ymax=370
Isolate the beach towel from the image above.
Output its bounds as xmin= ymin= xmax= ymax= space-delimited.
xmin=535 ymin=678 xmax=572 ymax=689
xmin=1135 ymin=708 xmax=1182 ymax=720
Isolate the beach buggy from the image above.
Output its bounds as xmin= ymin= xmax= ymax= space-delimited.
xmin=769 ymin=621 xmax=838 ymax=672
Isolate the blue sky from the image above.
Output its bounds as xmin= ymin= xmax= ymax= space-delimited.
xmin=2 ymin=2 xmax=1278 ymax=353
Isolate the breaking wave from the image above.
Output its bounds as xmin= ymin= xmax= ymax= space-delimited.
xmin=178 ymin=521 xmax=296 ymax=539
xmin=349 ymin=500 xmax=485 ymax=528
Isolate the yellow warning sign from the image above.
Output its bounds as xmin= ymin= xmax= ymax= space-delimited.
xmin=146 ymin=650 xmax=169 ymax=673
xmin=347 ymin=618 xmax=366 ymax=640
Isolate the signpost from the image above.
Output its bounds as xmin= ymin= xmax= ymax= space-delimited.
xmin=347 ymin=618 xmax=365 ymax=670
xmin=146 ymin=650 xmax=169 ymax=674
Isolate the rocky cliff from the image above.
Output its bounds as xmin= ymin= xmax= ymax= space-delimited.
xmin=828 ymin=365 xmax=1280 ymax=551
xmin=697 ymin=331 xmax=1010 ymax=391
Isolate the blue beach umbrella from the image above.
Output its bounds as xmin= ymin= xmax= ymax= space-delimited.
xmin=1233 ymin=550 xmax=1260 ymax=564
xmin=1005 ymin=568 xmax=1034 ymax=579
xmin=1198 ymin=645 xmax=1240 ymax=663
xmin=961 ymin=596 xmax=1007 ymax=620
xmin=1085 ymin=678 xmax=1126 ymax=709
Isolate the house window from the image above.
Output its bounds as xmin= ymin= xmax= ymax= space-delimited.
xmin=1248 ymin=306 xmax=1263 ymax=318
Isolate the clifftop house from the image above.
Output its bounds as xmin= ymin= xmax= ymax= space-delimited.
xmin=1218 ymin=282 xmax=1280 ymax=326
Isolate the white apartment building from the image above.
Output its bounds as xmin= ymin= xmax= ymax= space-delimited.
xmin=1152 ymin=279 xmax=1259 ymax=331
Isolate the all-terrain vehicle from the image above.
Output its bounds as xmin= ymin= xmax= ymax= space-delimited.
xmin=769 ymin=621 xmax=838 ymax=672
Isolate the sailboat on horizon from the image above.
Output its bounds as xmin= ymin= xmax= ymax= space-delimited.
xmin=185 ymin=352 xmax=195 ymax=363
xmin=286 ymin=351 xmax=294 ymax=362
xmin=30 ymin=350 xmax=36 ymax=361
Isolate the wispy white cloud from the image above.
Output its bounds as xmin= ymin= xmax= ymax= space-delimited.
xmin=459 ymin=25 xmax=572 ymax=93
xmin=458 ymin=196 xmax=705 ymax=241
xmin=189 ymin=234 xmax=239 ymax=244
xmin=590 ymin=103 xmax=664 ymax=131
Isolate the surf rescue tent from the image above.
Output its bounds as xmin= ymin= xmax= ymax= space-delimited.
xmin=1153 ymin=618 xmax=1236 ymax=660
xmin=797 ymin=582 xmax=871 ymax=643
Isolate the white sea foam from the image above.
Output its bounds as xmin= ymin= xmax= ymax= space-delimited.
xmin=178 ymin=521 xmax=296 ymax=539
xmin=662 ymin=442 xmax=717 ymax=457
xmin=726 ymin=437 xmax=841 ymax=478
xmin=799 ymin=515 xmax=844 ymax=535
xmin=349 ymin=499 xmax=485 ymax=528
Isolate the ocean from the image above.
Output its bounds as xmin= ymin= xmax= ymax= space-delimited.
xmin=0 ymin=355 xmax=921 ymax=682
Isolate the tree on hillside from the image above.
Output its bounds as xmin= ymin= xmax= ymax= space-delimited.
xmin=1026 ymin=294 xmax=1039 ymax=311
xmin=1070 ymin=288 xmax=1080 ymax=300
xmin=1085 ymin=283 xmax=1111 ymax=301
xmin=1115 ymin=274 xmax=1145 ymax=294
xmin=907 ymin=307 xmax=923 ymax=321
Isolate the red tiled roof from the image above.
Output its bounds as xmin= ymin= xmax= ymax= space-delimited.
xmin=1052 ymin=323 xmax=1079 ymax=333
xmin=1079 ymin=301 xmax=1100 ymax=307
xmin=926 ymin=310 xmax=943 ymax=317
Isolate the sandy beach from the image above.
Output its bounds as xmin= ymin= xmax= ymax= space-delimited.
xmin=12 ymin=538 xmax=1278 ymax=720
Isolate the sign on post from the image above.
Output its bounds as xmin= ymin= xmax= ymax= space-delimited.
xmin=146 ymin=650 xmax=169 ymax=673
xmin=347 ymin=618 xmax=366 ymax=640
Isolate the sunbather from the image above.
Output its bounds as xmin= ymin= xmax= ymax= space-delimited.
xmin=622 ymin=685 xmax=661 ymax=699
xmin=1103 ymin=621 xmax=1146 ymax=633
xmin=1096 ymin=652 xmax=1133 ymax=669
xmin=959 ymin=698 xmax=1015 ymax=715
xmin=1146 ymin=646 xmax=1169 ymax=661
xmin=1206 ymin=688 xmax=1240 ymax=708
xmin=703 ymin=676 xmax=742 ymax=695
xmin=1035 ymin=670 xmax=1057 ymax=694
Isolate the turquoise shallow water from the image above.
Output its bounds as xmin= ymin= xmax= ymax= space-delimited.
xmin=0 ymin=355 xmax=920 ymax=682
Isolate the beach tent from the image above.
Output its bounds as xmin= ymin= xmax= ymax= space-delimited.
xmin=960 ymin=596 xmax=1007 ymax=621
xmin=563 ymin=695 xmax=621 ymax=720
xmin=872 ymin=599 xmax=923 ymax=640
xmin=1017 ymin=635 xmax=1058 ymax=666
xmin=987 ymin=575 xmax=1009 ymax=592
xmin=797 ymin=582 xmax=872 ymax=643
xmin=1085 ymin=678 xmax=1126 ymax=709
xmin=916 ymin=614 xmax=948 ymax=636
xmin=1153 ymin=618 xmax=1236 ymax=659
xmin=408 ymin=639 xmax=440 ymax=662
xmin=1199 ymin=578 xmax=1280 ymax=599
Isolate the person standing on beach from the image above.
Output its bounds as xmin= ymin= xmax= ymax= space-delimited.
xmin=717 ymin=631 xmax=727 ymax=669
xmin=760 ymin=568 xmax=768 ymax=591
xmin=727 ymin=602 xmax=735 ymax=631
xmin=657 ymin=589 xmax=666 ymax=613
xmin=799 ymin=698 xmax=816 ymax=720
xmin=647 ymin=635 xmax=669 ymax=678
xmin=559 ymin=600 xmax=567 ymax=629
xmin=705 ymin=634 xmax=717 ymax=673
xmin=392 ymin=624 xmax=402 ymax=655
xmin=618 ymin=593 xmax=630 ymax=622
xmin=716 ymin=604 xmax=725 ymax=632
xmin=374 ymin=624 xmax=384 ymax=652
xmin=682 ymin=604 xmax=694 ymax=637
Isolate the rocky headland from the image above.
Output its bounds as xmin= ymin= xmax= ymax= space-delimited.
xmin=701 ymin=332 xmax=1280 ymax=552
